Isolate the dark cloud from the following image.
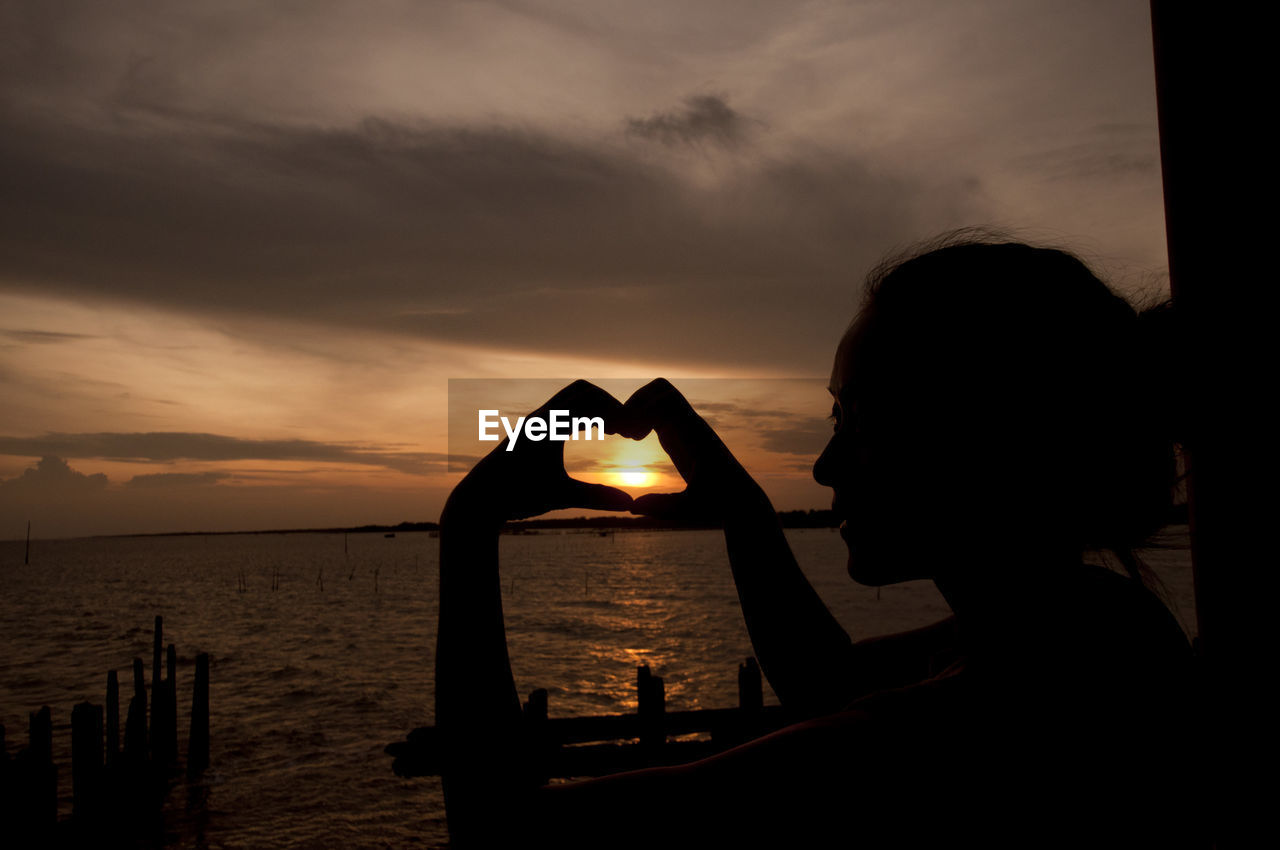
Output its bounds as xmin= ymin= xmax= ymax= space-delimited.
xmin=1014 ymin=123 xmax=1159 ymax=181
xmin=0 ymin=95 xmax=977 ymax=372
xmin=0 ymin=455 xmax=108 ymax=494
xmin=674 ymin=396 xmax=832 ymax=457
xmin=124 ymin=470 xmax=231 ymax=488
xmin=0 ymin=433 xmax=449 ymax=475
xmin=0 ymin=329 xmax=96 ymax=344
xmin=626 ymin=94 xmax=757 ymax=149
xmin=757 ymin=423 xmax=831 ymax=457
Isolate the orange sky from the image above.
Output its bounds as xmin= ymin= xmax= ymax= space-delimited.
xmin=0 ymin=1 xmax=1171 ymax=538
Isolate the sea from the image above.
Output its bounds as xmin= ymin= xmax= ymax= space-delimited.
xmin=0 ymin=527 xmax=1198 ymax=848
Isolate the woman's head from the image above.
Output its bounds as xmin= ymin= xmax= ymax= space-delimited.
xmin=813 ymin=238 xmax=1175 ymax=586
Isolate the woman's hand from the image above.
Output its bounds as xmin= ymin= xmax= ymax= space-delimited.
xmin=444 ymin=380 xmax=635 ymax=526
xmin=617 ymin=378 xmax=767 ymax=522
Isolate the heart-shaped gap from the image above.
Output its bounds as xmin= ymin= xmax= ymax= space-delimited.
xmin=563 ymin=431 xmax=681 ymax=498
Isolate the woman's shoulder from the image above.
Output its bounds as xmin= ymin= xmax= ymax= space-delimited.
xmin=1069 ymin=562 xmax=1192 ymax=667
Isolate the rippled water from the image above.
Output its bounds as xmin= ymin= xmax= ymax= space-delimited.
xmin=0 ymin=527 xmax=1196 ymax=848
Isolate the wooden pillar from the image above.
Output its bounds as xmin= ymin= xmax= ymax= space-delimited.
xmin=106 ymin=670 xmax=120 ymax=766
xmin=29 ymin=706 xmax=56 ymax=830
xmin=637 ymin=665 xmax=665 ymax=751
xmin=738 ymin=657 xmax=763 ymax=714
xmin=523 ymin=688 xmax=549 ymax=785
xmin=1150 ymin=5 xmax=1260 ymax=846
xmin=71 ymin=701 xmax=104 ymax=818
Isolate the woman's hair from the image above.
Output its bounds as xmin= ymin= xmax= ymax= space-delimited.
xmin=858 ymin=233 xmax=1179 ymax=585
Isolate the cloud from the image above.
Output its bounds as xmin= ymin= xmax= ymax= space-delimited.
xmin=0 ymin=454 xmax=453 ymax=539
xmin=1014 ymin=124 xmax=1159 ymax=182
xmin=0 ymin=329 xmax=96 ymax=344
xmin=0 ymin=455 xmax=108 ymax=494
xmin=757 ymin=423 xmax=831 ymax=457
xmin=0 ymin=433 xmax=450 ymax=475
xmin=626 ymin=94 xmax=757 ymax=149
xmin=0 ymin=92 xmax=977 ymax=373
xmin=124 ymin=470 xmax=231 ymax=488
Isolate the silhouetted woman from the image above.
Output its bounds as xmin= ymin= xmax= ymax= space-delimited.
xmin=435 ymin=238 xmax=1201 ymax=847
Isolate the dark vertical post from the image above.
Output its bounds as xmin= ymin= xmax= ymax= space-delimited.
xmin=125 ymin=657 xmax=147 ymax=762
xmin=106 ymin=670 xmax=120 ymax=766
xmin=523 ymin=688 xmax=550 ymax=785
xmin=637 ymin=665 xmax=665 ymax=752
xmin=738 ymin=657 xmax=763 ymax=714
xmin=71 ymin=702 xmax=104 ymax=818
xmin=524 ymin=688 xmax=548 ymax=722
xmin=188 ymin=653 xmax=210 ymax=777
xmin=30 ymin=706 xmax=56 ymax=829
xmin=24 ymin=520 xmax=31 ymax=565
xmin=1150 ymin=6 xmax=1258 ymax=846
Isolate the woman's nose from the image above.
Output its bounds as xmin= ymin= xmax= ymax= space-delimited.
xmin=813 ymin=435 xmax=838 ymax=487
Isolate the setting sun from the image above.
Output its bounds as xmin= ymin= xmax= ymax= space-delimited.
xmin=614 ymin=469 xmax=654 ymax=487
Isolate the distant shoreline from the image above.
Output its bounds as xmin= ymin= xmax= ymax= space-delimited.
xmin=4 ymin=510 xmax=841 ymax=543
xmin=64 ymin=509 xmax=845 ymax=541
xmin=7 ymin=503 xmax=1190 ymax=543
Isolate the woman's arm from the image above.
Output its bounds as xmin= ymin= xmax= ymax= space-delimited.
xmin=620 ymin=379 xmax=860 ymax=716
xmin=434 ymin=381 xmax=633 ymax=842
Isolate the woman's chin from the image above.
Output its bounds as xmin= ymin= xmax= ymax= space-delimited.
xmin=843 ymin=533 xmax=927 ymax=586
xmin=846 ymin=557 xmax=896 ymax=586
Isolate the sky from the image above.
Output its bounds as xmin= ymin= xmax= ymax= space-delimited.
xmin=0 ymin=0 xmax=1171 ymax=538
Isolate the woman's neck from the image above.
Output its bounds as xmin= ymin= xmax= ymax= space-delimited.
xmin=933 ymin=547 xmax=1083 ymax=644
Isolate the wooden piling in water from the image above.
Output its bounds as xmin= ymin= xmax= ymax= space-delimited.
xmin=29 ymin=706 xmax=56 ymax=830
xmin=523 ymin=688 xmax=550 ymax=785
xmin=106 ymin=670 xmax=119 ymax=766
xmin=71 ymin=701 xmax=104 ymax=818
xmin=188 ymin=653 xmax=210 ymax=777
xmin=738 ymin=657 xmax=762 ymax=714
xmin=637 ymin=665 xmax=665 ymax=750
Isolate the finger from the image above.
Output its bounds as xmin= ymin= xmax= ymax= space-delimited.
xmin=616 ymin=378 xmax=695 ymax=440
xmin=536 ymin=380 xmax=627 ymax=436
xmin=630 ymin=490 xmax=697 ymax=520
xmin=619 ymin=379 xmax=722 ymax=474
xmin=560 ymin=478 xmax=635 ymax=513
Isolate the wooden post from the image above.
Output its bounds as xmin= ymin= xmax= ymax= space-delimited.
xmin=188 ymin=652 xmax=210 ymax=777
xmin=24 ymin=520 xmax=31 ymax=565
xmin=125 ymin=657 xmax=147 ymax=762
xmin=523 ymin=688 xmax=550 ymax=785
xmin=637 ymin=665 xmax=665 ymax=751
xmin=29 ymin=706 xmax=56 ymax=829
xmin=1150 ymin=6 xmax=1258 ymax=846
xmin=738 ymin=657 xmax=763 ymax=714
xmin=106 ymin=670 xmax=120 ymax=766
xmin=71 ymin=701 xmax=104 ymax=818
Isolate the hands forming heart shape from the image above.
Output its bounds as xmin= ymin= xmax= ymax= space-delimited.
xmin=449 ymin=379 xmax=760 ymax=524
